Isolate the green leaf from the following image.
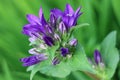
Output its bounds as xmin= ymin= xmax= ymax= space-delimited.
xmin=28 ymin=60 xmax=51 ymax=80
xmin=67 ymin=44 xmax=95 ymax=73
xmin=71 ymin=71 xmax=93 ymax=80
xmin=2 ymin=59 xmax=13 ymax=80
xmin=47 ymin=43 xmax=59 ymax=60
xmin=69 ymin=23 xmax=90 ymax=38
xmin=27 ymin=44 xmax=59 ymax=80
xmin=28 ymin=44 xmax=95 ymax=80
xmin=112 ymin=0 xmax=120 ymax=25
xmin=39 ymin=62 xmax=71 ymax=78
xmin=100 ymin=31 xmax=119 ymax=79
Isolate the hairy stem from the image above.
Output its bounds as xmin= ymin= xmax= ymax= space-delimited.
xmin=83 ymin=71 xmax=100 ymax=80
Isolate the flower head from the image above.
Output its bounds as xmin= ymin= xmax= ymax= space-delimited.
xmin=20 ymin=4 xmax=82 ymax=66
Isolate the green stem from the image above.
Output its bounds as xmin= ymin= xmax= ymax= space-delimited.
xmin=83 ymin=71 xmax=110 ymax=80
xmin=83 ymin=71 xmax=100 ymax=80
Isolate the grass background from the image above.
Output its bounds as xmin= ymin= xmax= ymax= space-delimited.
xmin=0 ymin=0 xmax=120 ymax=80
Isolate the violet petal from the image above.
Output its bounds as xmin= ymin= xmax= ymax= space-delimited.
xmin=94 ymin=50 xmax=102 ymax=65
xmin=26 ymin=14 xmax=40 ymax=25
xmin=64 ymin=4 xmax=74 ymax=14
xmin=60 ymin=47 xmax=69 ymax=57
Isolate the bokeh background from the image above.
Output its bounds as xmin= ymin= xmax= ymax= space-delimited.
xmin=0 ymin=0 xmax=120 ymax=80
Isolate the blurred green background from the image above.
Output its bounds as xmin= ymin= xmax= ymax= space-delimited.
xmin=0 ymin=0 xmax=120 ymax=80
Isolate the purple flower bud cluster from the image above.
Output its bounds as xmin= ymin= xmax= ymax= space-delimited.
xmin=94 ymin=50 xmax=105 ymax=68
xmin=20 ymin=4 xmax=82 ymax=66
xmin=94 ymin=50 xmax=102 ymax=65
xmin=88 ymin=49 xmax=105 ymax=69
xmin=88 ymin=50 xmax=105 ymax=69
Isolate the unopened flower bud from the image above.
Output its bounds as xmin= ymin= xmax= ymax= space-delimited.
xmin=52 ymin=57 xmax=60 ymax=65
xmin=54 ymin=33 xmax=61 ymax=42
xmin=94 ymin=50 xmax=102 ymax=65
xmin=69 ymin=38 xmax=77 ymax=46
xmin=29 ymin=48 xmax=39 ymax=55
xmin=60 ymin=47 xmax=69 ymax=57
xmin=59 ymin=21 xmax=67 ymax=34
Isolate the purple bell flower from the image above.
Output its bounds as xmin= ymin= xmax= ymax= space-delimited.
xmin=51 ymin=4 xmax=82 ymax=28
xmin=26 ymin=8 xmax=47 ymax=26
xmin=62 ymin=4 xmax=82 ymax=27
xmin=21 ymin=4 xmax=81 ymax=66
xmin=94 ymin=50 xmax=102 ymax=65
xmin=22 ymin=8 xmax=47 ymax=37
xmin=60 ymin=47 xmax=69 ymax=57
xmin=22 ymin=24 xmax=38 ymax=37
xmin=50 ymin=8 xmax=63 ymax=19
xmin=20 ymin=54 xmax=47 ymax=66
xmin=26 ymin=14 xmax=40 ymax=25
xmin=39 ymin=8 xmax=47 ymax=26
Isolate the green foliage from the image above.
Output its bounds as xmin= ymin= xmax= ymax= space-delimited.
xmin=47 ymin=43 xmax=60 ymax=60
xmin=70 ymin=23 xmax=90 ymax=32
xmin=112 ymin=0 xmax=120 ymax=25
xmin=28 ymin=44 xmax=95 ymax=80
xmin=100 ymin=31 xmax=119 ymax=79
